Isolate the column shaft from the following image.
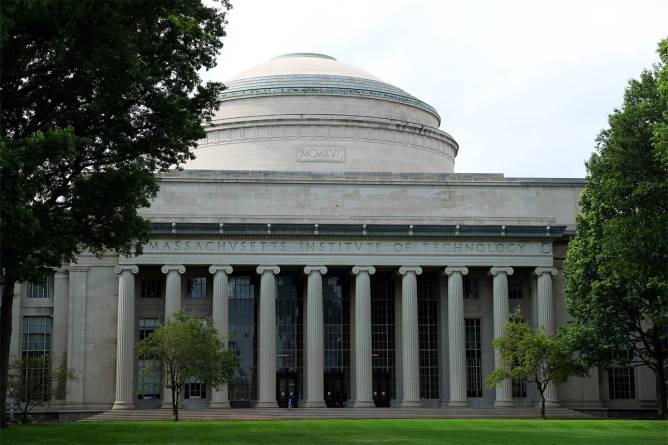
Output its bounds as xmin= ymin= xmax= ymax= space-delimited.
xmin=446 ymin=267 xmax=469 ymax=407
xmin=304 ymin=266 xmax=327 ymax=407
xmin=256 ymin=266 xmax=280 ymax=408
xmin=66 ymin=267 xmax=88 ymax=407
xmin=351 ymin=266 xmax=375 ymax=407
xmin=491 ymin=267 xmax=514 ymax=407
xmin=399 ymin=266 xmax=422 ymax=407
xmin=210 ymin=265 xmax=233 ymax=408
xmin=113 ymin=266 xmax=138 ymax=409
xmin=535 ymin=267 xmax=559 ymax=405
xmin=160 ymin=265 xmax=185 ymax=408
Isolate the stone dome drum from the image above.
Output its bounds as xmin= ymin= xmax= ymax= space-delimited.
xmin=188 ymin=53 xmax=459 ymax=173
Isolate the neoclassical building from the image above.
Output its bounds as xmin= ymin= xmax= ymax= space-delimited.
xmin=9 ymin=53 xmax=657 ymax=416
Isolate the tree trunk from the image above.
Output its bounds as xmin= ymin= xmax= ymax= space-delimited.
xmin=0 ymin=277 xmax=17 ymax=429
xmin=172 ymin=387 xmax=178 ymax=422
xmin=537 ymin=383 xmax=547 ymax=420
xmin=654 ymin=355 xmax=667 ymax=420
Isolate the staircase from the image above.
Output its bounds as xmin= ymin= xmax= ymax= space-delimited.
xmin=87 ymin=406 xmax=594 ymax=421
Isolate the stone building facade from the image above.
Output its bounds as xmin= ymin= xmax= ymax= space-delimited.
xmin=9 ymin=53 xmax=657 ymax=415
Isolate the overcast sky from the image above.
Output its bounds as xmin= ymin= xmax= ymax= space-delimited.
xmin=201 ymin=0 xmax=667 ymax=178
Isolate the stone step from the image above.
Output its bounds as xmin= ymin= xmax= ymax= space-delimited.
xmin=86 ymin=407 xmax=594 ymax=421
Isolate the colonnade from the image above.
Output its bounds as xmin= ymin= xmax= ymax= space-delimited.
xmin=112 ymin=264 xmax=558 ymax=409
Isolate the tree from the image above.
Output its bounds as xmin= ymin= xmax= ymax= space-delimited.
xmin=7 ymin=356 xmax=76 ymax=424
xmin=0 ymin=0 xmax=231 ymax=427
xmin=135 ymin=311 xmax=238 ymax=421
xmin=563 ymin=38 xmax=668 ymax=419
xmin=486 ymin=311 xmax=587 ymax=419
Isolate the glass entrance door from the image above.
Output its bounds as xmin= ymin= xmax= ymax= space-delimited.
xmin=277 ymin=372 xmax=298 ymax=408
xmin=324 ymin=371 xmax=346 ymax=407
xmin=373 ymin=370 xmax=391 ymax=407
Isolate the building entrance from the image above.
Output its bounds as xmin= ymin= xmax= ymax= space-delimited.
xmin=277 ymin=372 xmax=299 ymax=408
xmin=373 ymin=371 xmax=391 ymax=407
xmin=324 ymin=371 xmax=347 ymax=407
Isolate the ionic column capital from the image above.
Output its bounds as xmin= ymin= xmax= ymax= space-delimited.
xmin=209 ymin=265 xmax=233 ymax=275
xmin=533 ymin=267 xmax=558 ymax=277
xmin=489 ymin=267 xmax=514 ymax=276
xmin=256 ymin=265 xmax=280 ymax=275
xmin=115 ymin=265 xmax=139 ymax=275
xmin=352 ymin=265 xmax=376 ymax=275
xmin=399 ymin=266 xmax=422 ymax=276
xmin=444 ymin=267 xmax=469 ymax=276
xmin=161 ymin=265 xmax=185 ymax=274
xmin=304 ymin=266 xmax=327 ymax=275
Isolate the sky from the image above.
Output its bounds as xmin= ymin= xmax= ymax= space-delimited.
xmin=201 ymin=0 xmax=667 ymax=178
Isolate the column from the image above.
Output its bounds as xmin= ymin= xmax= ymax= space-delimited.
xmin=161 ymin=265 xmax=186 ymax=320
xmin=445 ymin=267 xmax=469 ymax=407
xmin=351 ymin=266 xmax=375 ymax=407
xmin=534 ymin=267 xmax=559 ymax=405
xmin=113 ymin=265 xmax=139 ymax=409
xmin=490 ymin=267 xmax=514 ymax=407
xmin=209 ymin=265 xmax=233 ymax=408
xmin=52 ymin=269 xmax=69 ymax=402
xmin=66 ymin=266 xmax=88 ymax=407
xmin=160 ymin=264 xmax=185 ymax=408
xmin=303 ymin=266 xmax=327 ymax=407
xmin=399 ymin=266 xmax=422 ymax=407
xmin=256 ymin=265 xmax=280 ymax=408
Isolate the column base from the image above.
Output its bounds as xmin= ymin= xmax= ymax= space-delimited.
xmin=111 ymin=401 xmax=136 ymax=410
xmin=494 ymin=400 xmax=515 ymax=408
xmin=209 ymin=401 xmax=230 ymax=409
xmin=255 ymin=400 xmax=278 ymax=408
xmin=351 ymin=400 xmax=375 ymax=408
xmin=399 ymin=400 xmax=422 ymax=408
xmin=303 ymin=400 xmax=327 ymax=408
xmin=448 ymin=400 xmax=470 ymax=408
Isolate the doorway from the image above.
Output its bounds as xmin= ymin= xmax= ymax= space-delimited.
xmin=373 ymin=371 xmax=391 ymax=407
xmin=324 ymin=371 xmax=347 ymax=407
xmin=277 ymin=372 xmax=299 ymax=408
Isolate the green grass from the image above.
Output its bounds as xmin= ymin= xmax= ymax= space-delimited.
xmin=0 ymin=419 xmax=666 ymax=445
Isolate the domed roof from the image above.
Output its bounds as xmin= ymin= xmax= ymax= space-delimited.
xmin=221 ymin=53 xmax=440 ymax=120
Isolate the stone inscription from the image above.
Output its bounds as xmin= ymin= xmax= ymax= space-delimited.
xmin=296 ymin=147 xmax=345 ymax=162
xmin=142 ymin=239 xmax=550 ymax=256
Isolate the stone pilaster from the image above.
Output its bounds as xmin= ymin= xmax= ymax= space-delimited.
xmin=51 ymin=270 xmax=69 ymax=402
xmin=490 ymin=266 xmax=514 ymax=407
xmin=256 ymin=265 xmax=280 ymax=408
xmin=66 ymin=266 xmax=88 ymax=407
xmin=303 ymin=266 xmax=327 ymax=408
xmin=113 ymin=265 xmax=139 ymax=409
xmin=351 ymin=265 xmax=375 ymax=408
xmin=534 ymin=267 xmax=559 ymax=405
xmin=209 ymin=265 xmax=233 ymax=408
xmin=399 ymin=266 xmax=422 ymax=407
xmin=160 ymin=264 xmax=185 ymax=408
xmin=445 ymin=266 xmax=469 ymax=407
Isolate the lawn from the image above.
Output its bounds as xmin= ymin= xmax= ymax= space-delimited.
xmin=0 ymin=419 xmax=666 ymax=445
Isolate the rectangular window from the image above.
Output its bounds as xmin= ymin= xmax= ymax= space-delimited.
xmin=418 ymin=275 xmax=439 ymax=399
xmin=508 ymin=277 xmax=522 ymax=300
xmin=512 ymin=372 xmax=527 ymax=398
xmin=608 ymin=351 xmax=636 ymax=399
xmin=463 ymin=277 xmax=479 ymax=299
xmin=141 ymin=278 xmax=161 ymax=298
xmin=27 ymin=276 xmax=50 ymax=299
xmin=465 ymin=318 xmax=483 ymax=398
xmin=188 ymin=277 xmax=207 ymax=299
xmin=139 ymin=318 xmax=161 ymax=340
xmin=185 ymin=381 xmax=206 ymax=399
xmin=21 ymin=316 xmax=53 ymax=401
xmin=137 ymin=359 xmax=161 ymax=400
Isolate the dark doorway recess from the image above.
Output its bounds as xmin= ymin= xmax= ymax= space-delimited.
xmin=324 ymin=371 xmax=347 ymax=407
xmin=373 ymin=370 xmax=391 ymax=407
xmin=277 ymin=372 xmax=299 ymax=408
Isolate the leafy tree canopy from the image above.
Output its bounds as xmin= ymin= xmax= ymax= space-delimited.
xmin=486 ymin=310 xmax=587 ymax=419
xmin=136 ymin=311 xmax=238 ymax=421
xmin=563 ymin=37 xmax=668 ymax=419
xmin=0 ymin=0 xmax=231 ymax=428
